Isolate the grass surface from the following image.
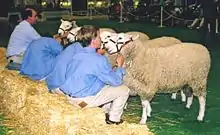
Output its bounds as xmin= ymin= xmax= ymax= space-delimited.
xmin=0 ymin=114 xmax=9 ymax=135
xmin=0 ymin=19 xmax=219 ymax=135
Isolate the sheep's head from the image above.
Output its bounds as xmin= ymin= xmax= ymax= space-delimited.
xmin=100 ymin=31 xmax=117 ymax=49
xmin=66 ymin=27 xmax=81 ymax=43
xmin=103 ymin=33 xmax=139 ymax=54
xmin=58 ymin=19 xmax=78 ymax=35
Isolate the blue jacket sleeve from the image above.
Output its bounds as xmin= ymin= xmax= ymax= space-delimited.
xmin=96 ymin=56 xmax=126 ymax=86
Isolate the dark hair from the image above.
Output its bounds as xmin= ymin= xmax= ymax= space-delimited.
xmin=21 ymin=9 xmax=32 ymax=20
xmin=76 ymin=25 xmax=99 ymax=47
xmin=21 ymin=6 xmax=39 ymax=20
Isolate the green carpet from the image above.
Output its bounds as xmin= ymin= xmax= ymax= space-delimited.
xmin=0 ymin=19 xmax=219 ymax=135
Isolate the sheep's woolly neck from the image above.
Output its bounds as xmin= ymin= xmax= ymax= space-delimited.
xmin=120 ymin=42 xmax=211 ymax=100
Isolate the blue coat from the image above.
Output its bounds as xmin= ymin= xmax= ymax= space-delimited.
xmin=20 ymin=37 xmax=63 ymax=80
xmin=46 ymin=42 xmax=83 ymax=90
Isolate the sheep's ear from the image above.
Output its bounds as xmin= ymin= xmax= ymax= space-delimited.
xmin=72 ymin=21 xmax=76 ymax=25
xmin=72 ymin=21 xmax=78 ymax=27
xmin=61 ymin=19 xmax=64 ymax=22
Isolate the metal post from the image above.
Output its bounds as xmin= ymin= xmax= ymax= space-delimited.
xmin=159 ymin=5 xmax=164 ymax=27
xmin=158 ymin=0 xmax=164 ymax=28
xmin=119 ymin=0 xmax=123 ymax=23
xmin=70 ymin=0 xmax=72 ymax=15
xmin=89 ymin=6 xmax=92 ymax=20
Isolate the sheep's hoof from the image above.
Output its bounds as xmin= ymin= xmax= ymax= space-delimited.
xmin=185 ymin=105 xmax=191 ymax=109
xmin=170 ymin=98 xmax=176 ymax=101
xmin=139 ymin=119 xmax=147 ymax=125
xmin=170 ymin=95 xmax=177 ymax=100
xmin=197 ymin=116 xmax=204 ymax=121
xmin=181 ymin=98 xmax=186 ymax=102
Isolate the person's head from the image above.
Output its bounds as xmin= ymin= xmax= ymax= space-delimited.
xmin=76 ymin=25 xmax=101 ymax=49
xmin=21 ymin=7 xmax=38 ymax=25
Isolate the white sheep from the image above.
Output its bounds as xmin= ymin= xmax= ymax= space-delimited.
xmin=104 ymin=34 xmax=186 ymax=102
xmin=66 ymin=27 xmax=82 ymax=43
xmin=141 ymin=36 xmax=186 ymax=101
xmin=58 ymin=19 xmax=78 ymax=35
xmin=103 ymin=34 xmax=211 ymax=124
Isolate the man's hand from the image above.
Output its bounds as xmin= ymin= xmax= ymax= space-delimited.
xmin=96 ymin=48 xmax=105 ymax=55
xmin=116 ymin=55 xmax=124 ymax=67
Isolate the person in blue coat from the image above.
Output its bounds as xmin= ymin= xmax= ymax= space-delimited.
xmin=49 ymin=25 xmax=130 ymax=125
xmin=20 ymin=37 xmax=63 ymax=80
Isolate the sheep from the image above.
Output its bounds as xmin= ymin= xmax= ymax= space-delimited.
xmin=103 ymin=34 xmax=186 ymax=102
xmin=66 ymin=27 xmax=82 ymax=43
xmin=141 ymin=36 xmax=186 ymax=101
xmin=58 ymin=19 xmax=78 ymax=35
xmin=103 ymin=33 xmax=211 ymax=124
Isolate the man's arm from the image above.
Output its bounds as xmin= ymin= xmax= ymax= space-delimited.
xmin=96 ymin=56 xmax=126 ymax=86
xmin=28 ymin=26 xmax=41 ymax=40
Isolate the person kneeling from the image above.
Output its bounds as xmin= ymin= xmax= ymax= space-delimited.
xmin=50 ymin=25 xmax=129 ymax=125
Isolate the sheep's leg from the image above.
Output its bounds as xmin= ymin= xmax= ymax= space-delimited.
xmin=171 ymin=93 xmax=177 ymax=100
xmin=197 ymin=96 xmax=206 ymax=121
xmin=181 ymin=90 xmax=186 ymax=102
xmin=186 ymin=95 xmax=193 ymax=109
xmin=171 ymin=91 xmax=186 ymax=102
xmin=139 ymin=99 xmax=151 ymax=124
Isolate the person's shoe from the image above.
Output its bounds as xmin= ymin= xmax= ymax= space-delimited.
xmin=105 ymin=113 xmax=123 ymax=125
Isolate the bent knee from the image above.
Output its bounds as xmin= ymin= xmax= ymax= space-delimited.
xmin=117 ymin=85 xmax=130 ymax=96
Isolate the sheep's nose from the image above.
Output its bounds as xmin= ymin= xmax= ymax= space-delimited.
xmin=67 ymin=38 xmax=70 ymax=42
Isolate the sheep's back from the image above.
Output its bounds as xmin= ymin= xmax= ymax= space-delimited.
xmin=127 ymin=43 xmax=210 ymax=96
xmin=144 ymin=36 xmax=181 ymax=48
xmin=126 ymin=31 xmax=150 ymax=41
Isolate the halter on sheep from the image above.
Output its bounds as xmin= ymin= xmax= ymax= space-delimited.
xmin=58 ymin=19 xmax=78 ymax=35
xmin=101 ymin=33 xmax=139 ymax=55
xmin=66 ymin=27 xmax=81 ymax=43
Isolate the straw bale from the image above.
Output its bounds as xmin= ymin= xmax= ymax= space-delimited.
xmin=0 ymin=69 xmax=154 ymax=135
xmin=0 ymin=47 xmax=7 ymax=69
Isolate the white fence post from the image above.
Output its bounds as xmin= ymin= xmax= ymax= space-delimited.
xmin=120 ymin=0 xmax=123 ymax=23
xmin=158 ymin=0 xmax=164 ymax=28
